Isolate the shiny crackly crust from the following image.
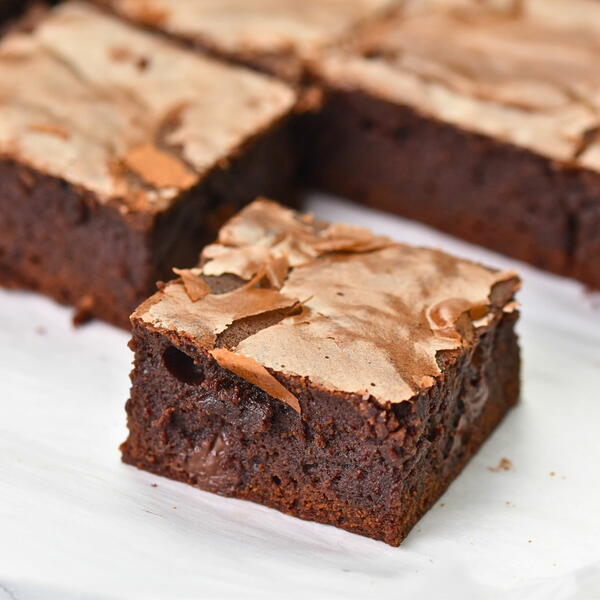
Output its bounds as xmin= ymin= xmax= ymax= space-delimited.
xmin=314 ymin=0 xmax=600 ymax=170
xmin=134 ymin=199 xmax=520 ymax=408
xmin=92 ymin=0 xmax=399 ymax=80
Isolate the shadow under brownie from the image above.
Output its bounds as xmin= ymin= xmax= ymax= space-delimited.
xmin=0 ymin=2 xmax=296 ymax=327
xmin=304 ymin=0 xmax=600 ymax=289
xmin=124 ymin=198 xmax=521 ymax=545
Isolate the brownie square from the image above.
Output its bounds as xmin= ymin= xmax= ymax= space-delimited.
xmin=91 ymin=0 xmax=398 ymax=81
xmin=304 ymin=0 xmax=600 ymax=289
xmin=0 ymin=2 xmax=296 ymax=327
xmin=124 ymin=198 xmax=520 ymax=546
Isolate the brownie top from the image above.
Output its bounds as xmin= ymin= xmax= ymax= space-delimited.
xmin=316 ymin=0 xmax=600 ymax=170
xmin=94 ymin=0 xmax=397 ymax=78
xmin=0 ymin=2 xmax=295 ymax=212
xmin=134 ymin=199 xmax=519 ymax=411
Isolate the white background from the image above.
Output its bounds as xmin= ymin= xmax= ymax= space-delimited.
xmin=1 ymin=194 xmax=599 ymax=600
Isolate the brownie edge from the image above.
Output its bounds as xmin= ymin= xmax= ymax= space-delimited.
xmin=123 ymin=302 xmax=519 ymax=546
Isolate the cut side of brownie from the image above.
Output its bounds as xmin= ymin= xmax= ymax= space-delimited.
xmin=0 ymin=2 xmax=296 ymax=328
xmin=91 ymin=0 xmax=399 ymax=81
xmin=124 ymin=198 xmax=521 ymax=546
xmin=305 ymin=0 xmax=600 ymax=289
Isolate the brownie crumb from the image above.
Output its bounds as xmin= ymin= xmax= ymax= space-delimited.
xmin=488 ymin=457 xmax=512 ymax=472
xmin=72 ymin=295 xmax=95 ymax=327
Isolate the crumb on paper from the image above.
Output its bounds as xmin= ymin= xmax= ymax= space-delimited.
xmin=489 ymin=457 xmax=512 ymax=472
xmin=528 ymin=539 xmax=532 ymax=544
xmin=150 ymin=483 xmax=157 ymax=488
xmin=35 ymin=326 xmax=46 ymax=335
xmin=72 ymin=295 xmax=95 ymax=326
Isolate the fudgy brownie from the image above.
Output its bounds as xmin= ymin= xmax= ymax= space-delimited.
xmin=305 ymin=0 xmax=600 ymax=289
xmin=91 ymin=0 xmax=398 ymax=81
xmin=0 ymin=2 xmax=296 ymax=328
xmin=124 ymin=198 xmax=521 ymax=545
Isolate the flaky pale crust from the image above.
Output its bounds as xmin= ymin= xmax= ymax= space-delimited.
xmin=135 ymin=200 xmax=520 ymax=407
xmin=96 ymin=0 xmax=397 ymax=58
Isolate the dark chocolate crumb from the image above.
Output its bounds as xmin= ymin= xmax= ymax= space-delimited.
xmin=72 ymin=295 xmax=95 ymax=327
xmin=137 ymin=56 xmax=150 ymax=70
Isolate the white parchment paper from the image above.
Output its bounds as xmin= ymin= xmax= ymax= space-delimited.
xmin=1 ymin=194 xmax=599 ymax=600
